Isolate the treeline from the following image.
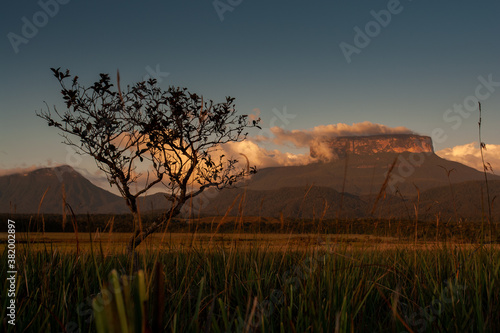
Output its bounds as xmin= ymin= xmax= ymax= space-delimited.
xmin=1 ymin=213 xmax=498 ymax=243
xmin=0 ymin=213 xmax=147 ymax=233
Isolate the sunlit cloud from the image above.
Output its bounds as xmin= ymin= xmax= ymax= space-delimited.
xmin=436 ymin=142 xmax=500 ymax=173
xmin=253 ymin=121 xmax=414 ymax=161
xmin=216 ymin=141 xmax=313 ymax=168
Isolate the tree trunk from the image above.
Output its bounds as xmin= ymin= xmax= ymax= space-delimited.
xmin=126 ymin=203 xmax=183 ymax=254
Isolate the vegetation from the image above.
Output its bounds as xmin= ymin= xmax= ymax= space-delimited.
xmin=37 ymin=68 xmax=260 ymax=251
xmin=8 ymin=74 xmax=493 ymax=333
xmin=1 ymin=237 xmax=499 ymax=332
xmin=1 ymin=214 xmax=499 ymax=244
xmin=93 ymin=269 xmax=149 ymax=333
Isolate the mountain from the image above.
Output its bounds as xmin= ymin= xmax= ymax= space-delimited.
xmin=204 ymin=134 xmax=500 ymax=220
xmin=204 ymin=178 xmax=500 ymax=221
xmin=1 ymin=133 xmax=498 ymax=220
xmin=0 ymin=166 xmax=123 ymax=214
xmin=202 ymin=186 xmax=369 ymax=219
xmin=388 ymin=180 xmax=500 ymax=221
xmin=311 ymin=134 xmax=433 ymax=158
xmin=242 ymin=152 xmax=498 ymax=196
xmin=0 ymin=166 xmax=169 ymax=214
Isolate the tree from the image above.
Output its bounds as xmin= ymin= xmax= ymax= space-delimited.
xmin=38 ymin=68 xmax=260 ymax=252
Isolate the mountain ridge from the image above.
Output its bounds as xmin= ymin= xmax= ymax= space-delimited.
xmin=1 ymin=150 xmax=498 ymax=220
xmin=0 ymin=165 xmax=169 ymax=215
xmin=244 ymin=152 xmax=497 ymax=196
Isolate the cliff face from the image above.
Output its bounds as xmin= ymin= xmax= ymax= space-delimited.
xmin=310 ymin=134 xmax=434 ymax=158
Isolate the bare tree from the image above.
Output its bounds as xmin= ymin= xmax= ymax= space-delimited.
xmin=38 ymin=68 xmax=260 ymax=252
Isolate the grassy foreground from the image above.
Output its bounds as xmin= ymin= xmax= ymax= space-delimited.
xmin=1 ymin=235 xmax=500 ymax=332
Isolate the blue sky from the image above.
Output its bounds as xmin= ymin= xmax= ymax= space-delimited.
xmin=1 ymin=0 xmax=500 ymax=182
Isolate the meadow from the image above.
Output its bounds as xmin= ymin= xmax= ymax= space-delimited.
xmin=1 ymin=228 xmax=499 ymax=332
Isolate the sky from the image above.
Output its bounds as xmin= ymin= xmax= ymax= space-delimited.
xmin=1 ymin=0 xmax=500 ymax=189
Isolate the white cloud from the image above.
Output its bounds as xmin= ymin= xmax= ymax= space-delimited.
xmin=217 ymin=140 xmax=313 ymax=168
xmin=436 ymin=142 xmax=500 ymax=173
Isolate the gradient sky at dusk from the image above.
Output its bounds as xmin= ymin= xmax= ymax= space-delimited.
xmin=1 ymin=0 xmax=500 ymax=184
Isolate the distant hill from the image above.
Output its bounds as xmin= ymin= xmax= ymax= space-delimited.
xmin=0 ymin=166 xmax=170 ymax=214
xmin=1 ymin=153 xmax=498 ymax=221
xmin=388 ymin=180 xmax=500 ymax=221
xmin=204 ymin=180 xmax=500 ymax=221
xmin=243 ymin=152 xmax=499 ymax=196
xmin=204 ymin=151 xmax=500 ymax=221
xmin=202 ymin=186 xmax=368 ymax=219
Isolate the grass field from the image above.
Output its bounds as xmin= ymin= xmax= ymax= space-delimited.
xmin=0 ymin=231 xmax=445 ymax=252
xmin=1 ymin=230 xmax=500 ymax=332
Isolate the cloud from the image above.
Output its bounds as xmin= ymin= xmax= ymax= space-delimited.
xmin=436 ymin=142 xmax=500 ymax=173
xmin=265 ymin=121 xmax=414 ymax=146
xmin=254 ymin=121 xmax=414 ymax=161
xmin=0 ymin=160 xmax=61 ymax=177
xmin=0 ymin=165 xmax=45 ymax=177
xmin=248 ymin=108 xmax=261 ymax=121
xmin=217 ymin=141 xmax=313 ymax=168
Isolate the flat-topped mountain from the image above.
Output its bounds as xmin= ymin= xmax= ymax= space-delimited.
xmin=2 ymin=144 xmax=499 ymax=220
xmin=311 ymin=134 xmax=434 ymax=158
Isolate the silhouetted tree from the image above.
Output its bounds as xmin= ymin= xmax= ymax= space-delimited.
xmin=38 ymin=68 xmax=260 ymax=252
